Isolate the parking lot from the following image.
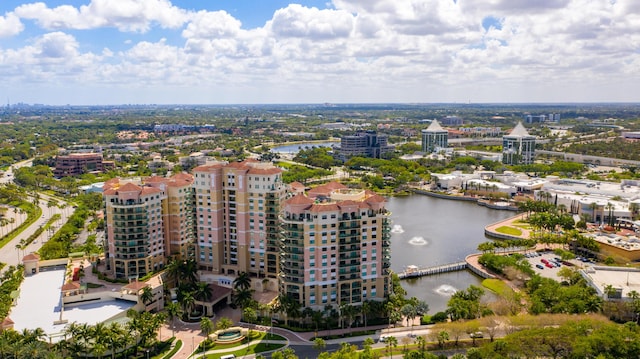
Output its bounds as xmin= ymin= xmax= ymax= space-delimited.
xmin=524 ymin=250 xmax=580 ymax=279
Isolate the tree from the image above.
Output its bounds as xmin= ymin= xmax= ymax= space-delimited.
xmin=217 ymin=317 xmax=233 ymax=331
xmin=140 ymin=286 xmax=153 ymax=307
xmin=200 ymin=317 xmax=214 ymax=337
xmin=233 ymin=271 xmax=252 ymax=291
xmin=244 ymin=307 xmax=258 ymax=338
xmin=312 ymin=338 xmax=326 ymax=353
xmin=401 ymin=304 xmax=418 ymax=334
xmin=384 ymin=336 xmax=398 ymax=358
xmin=194 ymin=281 xmax=213 ymax=316
xmin=437 ymin=330 xmax=449 ymax=349
xmin=179 ymin=290 xmax=196 ymax=317
xmin=165 ymin=302 xmax=182 ymax=337
xmin=361 ymin=301 xmax=371 ymax=328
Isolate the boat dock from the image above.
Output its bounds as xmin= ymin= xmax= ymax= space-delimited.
xmin=398 ymin=261 xmax=468 ymax=279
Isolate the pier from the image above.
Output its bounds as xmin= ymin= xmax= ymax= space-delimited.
xmin=398 ymin=261 xmax=468 ymax=279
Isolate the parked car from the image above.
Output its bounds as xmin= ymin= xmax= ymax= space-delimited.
xmin=536 ymin=264 xmax=545 ymax=269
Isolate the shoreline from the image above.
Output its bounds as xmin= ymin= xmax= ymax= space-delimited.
xmin=412 ymin=188 xmax=519 ymax=211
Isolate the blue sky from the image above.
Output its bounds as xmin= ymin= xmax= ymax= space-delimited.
xmin=0 ymin=0 xmax=639 ymax=105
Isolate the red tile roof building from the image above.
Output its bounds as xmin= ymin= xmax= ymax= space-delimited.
xmin=103 ymin=173 xmax=195 ymax=279
xmin=280 ymin=182 xmax=390 ymax=309
xmin=192 ymin=161 xmax=286 ymax=278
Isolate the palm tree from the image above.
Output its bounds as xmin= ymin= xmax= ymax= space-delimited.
xmin=216 ymin=317 xmax=233 ymax=331
xmin=233 ymin=288 xmax=254 ymax=319
xmin=200 ymin=317 xmax=214 ymax=338
xmin=384 ymin=336 xmax=398 ymax=358
xmin=164 ymin=260 xmax=182 ymax=287
xmin=233 ymin=271 xmax=252 ymax=291
xmin=182 ymin=259 xmax=198 ymax=285
xmin=194 ymin=282 xmax=213 ymax=316
xmin=361 ymin=301 xmax=371 ymax=328
xmin=180 ymin=291 xmax=196 ymax=318
xmin=140 ymin=286 xmax=154 ymax=308
xmin=165 ymin=302 xmax=183 ymax=337
xmin=401 ymin=304 xmax=418 ymax=334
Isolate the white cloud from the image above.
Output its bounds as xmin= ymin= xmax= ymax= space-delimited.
xmin=182 ymin=10 xmax=242 ymax=39
xmin=15 ymin=0 xmax=189 ymax=32
xmin=3 ymin=0 xmax=640 ymax=103
xmin=0 ymin=12 xmax=24 ymax=37
xmin=268 ymin=4 xmax=354 ymax=39
xmin=36 ymin=31 xmax=79 ymax=58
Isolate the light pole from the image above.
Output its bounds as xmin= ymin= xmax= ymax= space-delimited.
xmin=145 ymin=349 xmax=149 ymax=359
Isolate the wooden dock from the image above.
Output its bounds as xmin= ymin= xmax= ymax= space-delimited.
xmin=398 ymin=261 xmax=468 ymax=279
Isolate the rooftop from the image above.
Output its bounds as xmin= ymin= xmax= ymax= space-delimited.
xmin=11 ymin=269 xmax=135 ymax=342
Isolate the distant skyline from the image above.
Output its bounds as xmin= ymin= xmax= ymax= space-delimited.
xmin=0 ymin=0 xmax=639 ymax=105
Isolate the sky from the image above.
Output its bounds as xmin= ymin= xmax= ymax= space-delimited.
xmin=0 ymin=0 xmax=639 ymax=105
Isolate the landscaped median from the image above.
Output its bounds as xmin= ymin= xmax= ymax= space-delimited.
xmin=195 ymin=331 xmax=287 ymax=359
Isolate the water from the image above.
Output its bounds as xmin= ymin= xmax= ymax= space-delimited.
xmin=270 ymin=141 xmax=338 ymax=154
xmin=386 ymin=195 xmax=514 ymax=313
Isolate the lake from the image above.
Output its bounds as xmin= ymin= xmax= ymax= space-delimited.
xmin=270 ymin=141 xmax=338 ymax=154
xmin=386 ymin=195 xmax=514 ymax=313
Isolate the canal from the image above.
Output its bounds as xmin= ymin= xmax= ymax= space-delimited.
xmin=386 ymin=195 xmax=514 ymax=313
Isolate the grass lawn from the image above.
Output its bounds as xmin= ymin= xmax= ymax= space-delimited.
xmin=203 ymin=341 xmax=286 ymax=359
xmin=209 ymin=332 xmax=285 ymax=349
xmin=482 ymin=278 xmax=514 ymax=297
xmin=495 ymin=226 xmax=523 ymax=236
xmin=512 ymin=224 xmax=532 ymax=229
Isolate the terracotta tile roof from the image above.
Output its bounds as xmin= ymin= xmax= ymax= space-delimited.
xmin=144 ymin=176 xmax=166 ymax=183
xmin=310 ymin=203 xmax=339 ymax=212
xmin=308 ymin=181 xmax=347 ymax=197
xmin=141 ymin=187 xmax=163 ymax=195
xmin=289 ymin=182 xmax=305 ymax=190
xmin=61 ymin=282 xmax=81 ymax=291
xmin=22 ymin=253 xmax=40 ymax=261
xmin=118 ymin=182 xmax=143 ymax=192
xmin=337 ymin=200 xmax=358 ymax=208
xmin=103 ymin=188 xmax=117 ymax=195
xmin=123 ymin=281 xmax=149 ymax=291
xmin=248 ymin=167 xmax=282 ymax=175
xmin=365 ymin=193 xmax=386 ymax=204
xmin=206 ymin=283 xmax=233 ymax=303
xmin=2 ymin=317 xmax=14 ymax=326
xmin=193 ymin=163 xmax=225 ymax=172
xmin=104 ymin=178 xmax=119 ymax=186
xmin=172 ymin=173 xmax=194 ymax=182
xmin=286 ymin=193 xmax=314 ymax=206
xmin=226 ymin=161 xmax=248 ymax=169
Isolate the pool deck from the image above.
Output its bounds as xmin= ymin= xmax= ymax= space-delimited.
xmin=10 ymin=269 xmax=135 ymax=341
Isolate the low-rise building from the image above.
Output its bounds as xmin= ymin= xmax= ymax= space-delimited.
xmin=54 ymin=153 xmax=114 ymax=177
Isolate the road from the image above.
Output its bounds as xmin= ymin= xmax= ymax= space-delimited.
xmin=0 ymin=159 xmax=72 ymax=269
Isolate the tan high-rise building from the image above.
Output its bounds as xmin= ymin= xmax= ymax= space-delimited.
xmin=145 ymin=173 xmax=195 ymax=260
xmin=280 ymin=182 xmax=391 ymax=309
xmin=192 ymin=160 xmax=286 ymax=278
xmin=103 ymin=173 xmax=195 ymax=279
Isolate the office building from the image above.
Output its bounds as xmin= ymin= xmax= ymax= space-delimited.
xmin=440 ymin=116 xmax=463 ymax=126
xmin=336 ymin=131 xmax=394 ymax=161
xmin=502 ymin=122 xmax=536 ymax=165
xmin=192 ymin=160 xmax=286 ymax=278
xmin=280 ymin=182 xmax=391 ymax=308
xmin=421 ymin=120 xmax=448 ymax=153
xmin=54 ymin=153 xmax=114 ymax=177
